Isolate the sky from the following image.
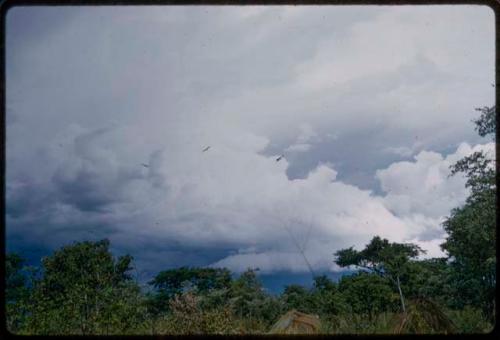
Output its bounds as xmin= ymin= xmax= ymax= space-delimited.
xmin=5 ymin=5 xmax=496 ymax=286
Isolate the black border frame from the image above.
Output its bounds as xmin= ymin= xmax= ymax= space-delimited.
xmin=0 ymin=0 xmax=498 ymax=338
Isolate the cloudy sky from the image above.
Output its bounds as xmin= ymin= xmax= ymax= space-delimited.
xmin=6 ymin=5 xmax=495 ymax=282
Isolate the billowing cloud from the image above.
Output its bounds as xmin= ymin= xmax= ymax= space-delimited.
xmin=377 ymin=142 xmax=495 ymax=219
xmin=7 ymin=118 xmax=493 ymax=272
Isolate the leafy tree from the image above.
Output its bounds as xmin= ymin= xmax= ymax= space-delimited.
xmin=5 ymin=234 xmax=495 ymax=334
xmin=473 ymin=106 xmax=496 ymax=139
xmin=337 ymin=272 xmax=398 ymax=319
xmin=6 ymin=253 xmax=37 ymax=333
xmin=280 ymin=276 xmax=346 ymax=317
xmin=6 ymin=253 xmax=26 ymax=301
xmin=313 ymin=275 xmax=337 ymax=292
xmin=447 ymin=306 xmax=494 ymax=333
xmin=311 ymin=275 xmax=348 ymax=316
xmin=150 ymin=267 xmax=232 ymax=295
xmin=281 ymin=284 xmax=316 ymax=313
xmin=441 ymin=105 xmax=496 ymax=319
xmin=334 ymin=236 xmax=425 ymax=312
xmin=402 ymin=258 xmax=452 ymax=304
xmin=229 ymin=268 xmax=265 ymax=318
xmin=228 ymin=268 xmax=283 ymax=326
xmin=148 ymin=267 xmax=232 ymax=315
xmin=25 ymin=239 xmax=145 ymax=334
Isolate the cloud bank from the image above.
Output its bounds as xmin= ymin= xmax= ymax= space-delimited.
xmin=7 ymin=120 xmax=494 ymax=273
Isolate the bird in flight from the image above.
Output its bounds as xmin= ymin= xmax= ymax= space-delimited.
xmin=276 ymin=154 xmax=285 ymax=162
xmin=202 ymin=146 xmax=211 ymax=152
xmin=141 ymin=163 xmax=149 ymax=168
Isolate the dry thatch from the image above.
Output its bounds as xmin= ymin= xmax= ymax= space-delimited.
xmin=394 ymin=298 xmax=456 ymax=334
xmin=268 ymin=309 xmax=321 ymax=334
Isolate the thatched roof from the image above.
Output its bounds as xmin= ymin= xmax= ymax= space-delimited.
xmin=268 ymin=309 xmax=321 ymax=334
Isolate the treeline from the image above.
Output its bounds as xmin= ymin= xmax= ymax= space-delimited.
xmin=4 ymin=236 xmax=494 ymax=334
xmin=5 ymin=107 xmax=496 ymax=334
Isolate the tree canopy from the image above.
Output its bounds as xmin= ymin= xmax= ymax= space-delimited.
xmin=441 ymin=105 xmax=496 ymax=320
xmin=334 ymin=236 xmax=425 ymax=312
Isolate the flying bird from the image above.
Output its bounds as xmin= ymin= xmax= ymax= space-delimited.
xmin=202 ymin=146 xmax=211 ymax=152
xmin=141 ymin=163 xmax=149 ymax=168
xmin=276 ymin=154 xmax=285 ymax=162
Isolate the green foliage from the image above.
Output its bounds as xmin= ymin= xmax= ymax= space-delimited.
xmin=450 ymin=152 xmax=495 ymax=197
xmin=473 ymin=106 xmax=496 ymax=138
xmin=281 ymin=284 xmax=316 ymax=313
xmin=4 ymin=239 xmax=495 ymax=334
xmin=337 ymin=272 xmax=399 ymax=318
xmin=6 ymin=253 xmax=37 ymax=333
xmin=22 ymin=239 xmax=146 ymax=335
xmin=334 ymin=236 xmax=425 ymax=312
xmin=279 ymin=276 xmax=347 ymax=317
xmin=334 ymin=247 xmax=361 ymax=268
xmin=6 ymin=253 xmax=26 ymax=301
xmin=313 ymin=275 xmax=336 ymax=291
xmin=441 ymin=194 xmax=496 ymax=315
xmin=311 ymin=275 xmax=347 ymax=315
xmin=228 ymin=269 xmax=284 ymax=325
xmin=334 ymin=236 xmax=424 ymax=274
xmin=441 ymin=105 xmax=496 ymax=319
xmin=150 ymin=266 xmax=232 ymax=297
xmin=198 ymin=286 xmax=232 ymax=310
xmin=155 ymin=291 xmax=238 ymax=334
xmin=402 ymin=258 xmax=452 ymax=304
xmin=147 ymin=266 xmax=232 ymax=315
xmin=447 ymin=306 xmax=494 ymax=333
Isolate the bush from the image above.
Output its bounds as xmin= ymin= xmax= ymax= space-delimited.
xmin=447 ymin=306 xmax=494 ymax=333
xmin=156 ymin=291 xmax=238 ymax=334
